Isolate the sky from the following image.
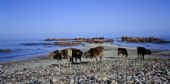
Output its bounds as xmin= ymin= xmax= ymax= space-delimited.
xmin=0 ymin=0 xmax=170 ymax=39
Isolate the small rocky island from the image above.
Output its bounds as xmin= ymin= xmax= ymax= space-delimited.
xmin=22 ymin=37 xmax=114 ymax=46
xmin=45 ymin=37 xmax=114 ymax=44
xmin=45 ymin=37 xmax=114 ymax=46
xmin=121 ymin=36 xmax=169 ymax=44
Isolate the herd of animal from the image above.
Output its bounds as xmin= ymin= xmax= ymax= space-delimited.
xmin=48 ymin=46 xmax=151 ymax=64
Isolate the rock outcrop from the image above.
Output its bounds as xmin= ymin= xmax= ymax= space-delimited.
xmin=0 ymin=49 xmax=12 ymax=53
xmin=54 ymin=41 xmax=82 ymax=46
xmin=21 ymin=37 xmax=114 ymax=47
xmin=44 ymin=38 xmax=71 ymax=41
xmin=45 ymin=37 xmax=114 ymax=44
xmin=122 ymin=36 xmax=168 ymax=43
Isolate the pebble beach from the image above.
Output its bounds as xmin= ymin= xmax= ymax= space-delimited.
xmin=0 ymin=43 xmax=170 ymax=84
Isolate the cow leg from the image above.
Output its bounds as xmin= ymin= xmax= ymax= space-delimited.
xmin=123 ymin=54 xmax=125 ymax=57
xmin=137 ymin=54 xmax=139 ymax=59
xmin=137 ymin=52 xmax=139 ymax=59
xmin=138 ymin=54 xmax=140 ymax=59
xmin=72 ymin=56 xmax=74 ymax=64
xmin=90 ymin=58 xmax=93 ymax=62
xmin=69 ymin=57 xmax=72 ymax=65
xmin=67 ymin=56 xmax=71 ymax=66
xmin=79 ymin=58 xmax=81 ymax=63
xmin=75 ymin=58 xmax=77 ymax=63
xmin=67 ymin=58 xmax=69 ymax=66
xmin=68 ymin=57 xmax=70 ymax=64
xmin=100 ymin=56 xmax=102 ymax=62
xmin=58 ymin=59 xmax=62 ymax=67
xmin=95 ymin=56 xmax=98 ymax=62
xmin=126 ymin=54 xmax=128 ymax=58
xmin=140 ymin=54 xmax=142 ymax=59
xmin=142 ymin=54 xmax=145 ymax=60
xmin=118 ymin=52 xmax=120 ymax=57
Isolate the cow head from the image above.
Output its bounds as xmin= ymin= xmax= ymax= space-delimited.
xmin=48 ymin=52 xmax=55 ymax=60
xmin=48 ymin=50 xmax=63 ymax=60
xmin=146 ymin=49 xmax=151 ymax=55
xmin=84 ymin=51 xmax=91 ymax=58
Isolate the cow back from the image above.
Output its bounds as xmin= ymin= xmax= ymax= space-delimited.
xmin=61 ymin=48 xmax=72 ymax=59
xmin=88 ymin=46 xmax=104 ymax=57
xmin=137 ymin=47 xmax=147 ymax=55
xmin=118 ymin=48 xmax=128 ymax=55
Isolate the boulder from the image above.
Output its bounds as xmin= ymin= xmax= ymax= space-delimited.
xmin=54 ymin=41 xmax=82 ymax=46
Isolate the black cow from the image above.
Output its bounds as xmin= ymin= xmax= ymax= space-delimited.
xmin=118 ymin=48 xmax=128 ymax=57
xmin=71 ymin=48 xmax=83 ymax=63
xmin=137 ymin=47 xmax=151 ymax=60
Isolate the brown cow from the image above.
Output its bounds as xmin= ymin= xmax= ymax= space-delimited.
xmin=60 ymin=48 xmax=72 ymax=63
xmin=117 ymin=48 xmax=128 ymax=57
xmin=84 ymin=46 xmax=104 ymax=62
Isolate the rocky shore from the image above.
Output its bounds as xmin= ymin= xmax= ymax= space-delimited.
xmin=1 ymin=58 xmax=170 ymax=84
xmin=0 ymin=44 xmax=170 ymax=84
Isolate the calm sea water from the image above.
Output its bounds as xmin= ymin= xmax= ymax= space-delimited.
xmin=0 ymin=37 xmax=170 ymax=62
xmin=0 ymin=39 xmax=85 ymax=62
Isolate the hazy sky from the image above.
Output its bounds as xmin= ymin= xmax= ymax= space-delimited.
xmin=0 ymin=0 xmax=170 ymax=39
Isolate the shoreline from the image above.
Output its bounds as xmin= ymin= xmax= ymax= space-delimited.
xmin=1 ymin=43 xmax=170 ymax=83
xmin=0 ymin=55 xmax=49 ymax=65
xmin=1 ymin=37 xmax=170 ymax=63
xmin=1 ymin=43 xmax=169 ymax=64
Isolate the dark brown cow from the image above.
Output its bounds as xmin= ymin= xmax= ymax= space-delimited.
xmin=48 ymin=50 xmax=62 ymax=61
xmin=137 ymin=47 xmax=151 ymax=60
xmin=118 ymin=48 xmax=128 ymax=57
xmin=84 ymin=46 xmax=104 ymax=62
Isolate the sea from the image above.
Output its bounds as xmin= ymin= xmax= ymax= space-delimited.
xmin=0 ymin=36 xmax=170 ymax=62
